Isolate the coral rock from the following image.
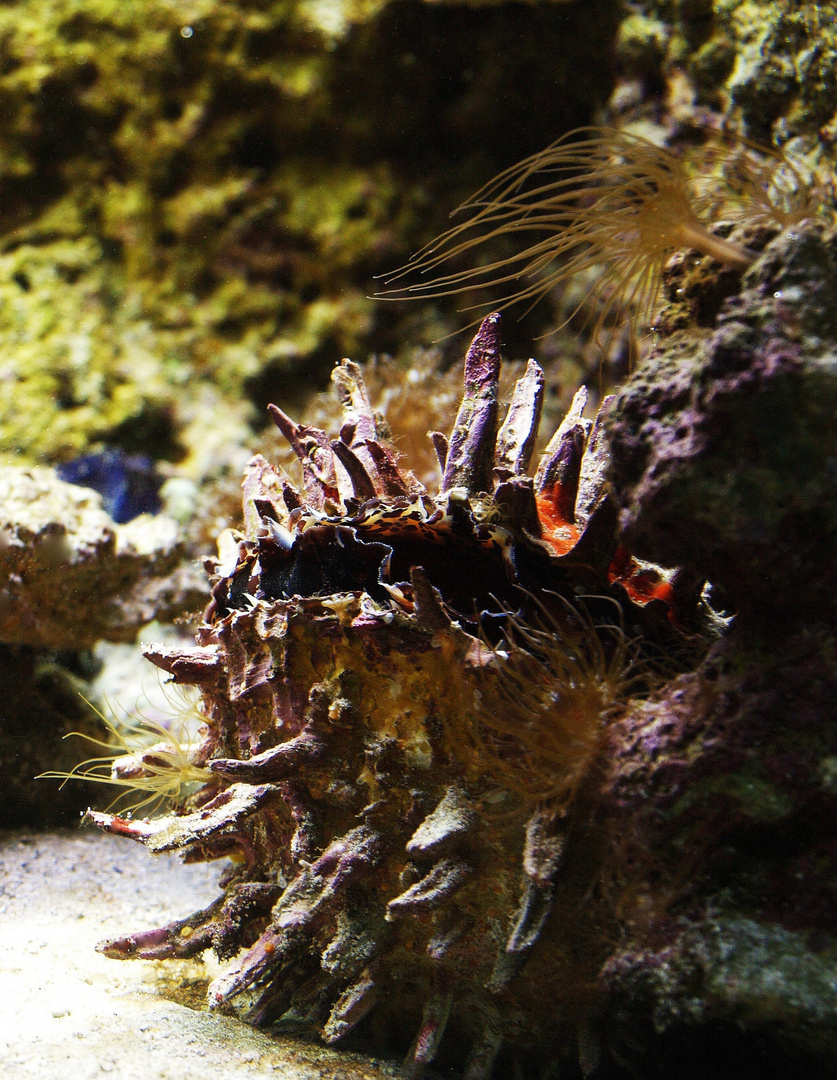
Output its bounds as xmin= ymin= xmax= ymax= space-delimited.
xmin=0 ymin=464 xmax=206 ymax=649
xmin=596 ymin=222 xmax=837 ymax=1074
xmin=605 ymin=221 xmax=837 ymax=621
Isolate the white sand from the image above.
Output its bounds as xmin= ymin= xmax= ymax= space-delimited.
xmin=0 ymin=829 xmax=398 ymax=1079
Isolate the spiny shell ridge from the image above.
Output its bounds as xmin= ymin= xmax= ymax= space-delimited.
xmin=90 ymin=314 xmax=696 ymax=1077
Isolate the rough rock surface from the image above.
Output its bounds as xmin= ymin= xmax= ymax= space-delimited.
xmin=605 ymin=221 xmax=837 ymax=619
xmin=0 ymin=464 xmax=209 ymax=825
xmin=613 ymin=0 xmax=836 ymax=146
xmin=0 ymin=464 xmax=207 ymax=649
xmin=596 ymin=221 xmax=837 ymax=1072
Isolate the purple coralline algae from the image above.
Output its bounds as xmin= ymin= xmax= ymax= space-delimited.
xmin=598 ymin=219 xmax=837 ymax=1074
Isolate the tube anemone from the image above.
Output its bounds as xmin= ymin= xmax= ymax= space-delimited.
xmin=380 ymin=127 xmax=826 ymax=352
xmin=38 ymin=689 xmax=212 ymax=817
xmin=464 ymin=595 xmax=644 ymax=810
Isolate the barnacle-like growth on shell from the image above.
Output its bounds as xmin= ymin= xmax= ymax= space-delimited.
xmin=381 ymin=128 xmax=825 ymax=350
xmin=80 ymin=315 xmax=709 ymax=1078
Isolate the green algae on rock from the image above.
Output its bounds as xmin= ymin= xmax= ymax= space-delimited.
xmin=0 ymin=0 xmax=620 ymax=477
xmin=614 ymin=0 xmax=837 ymax=144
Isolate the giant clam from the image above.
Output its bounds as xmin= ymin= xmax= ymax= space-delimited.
xmin=87 ymin=314 xmax=704 ymax=1077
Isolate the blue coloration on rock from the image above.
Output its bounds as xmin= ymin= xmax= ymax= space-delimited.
xmin=57 ymin=450 xmax=162 ymax=523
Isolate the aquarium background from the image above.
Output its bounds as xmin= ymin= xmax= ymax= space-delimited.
xmin=1 ymin=3 xmax=835 ymax=1079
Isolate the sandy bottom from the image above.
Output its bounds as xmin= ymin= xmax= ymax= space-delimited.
xmin=0 ymin=828 xmax=398 ymax=1079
